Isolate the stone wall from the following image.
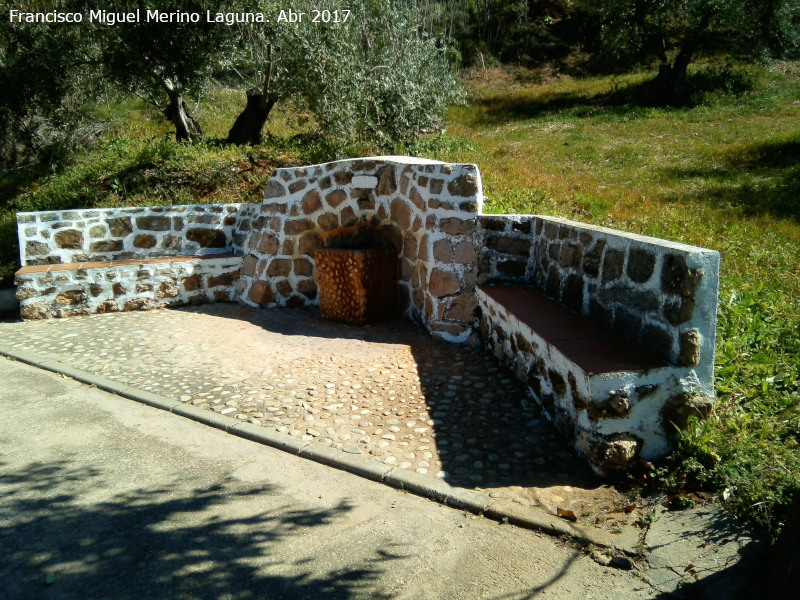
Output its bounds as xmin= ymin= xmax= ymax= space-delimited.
xmin=15 ymin=255 xmax=241 ymax=320
xmin=477 ymin=215 xmax=719 ymax=393
xmin=17 ymin=204 xmax=243 ymax=266
xmin=235 ymin=156 xmax=484 ymax=342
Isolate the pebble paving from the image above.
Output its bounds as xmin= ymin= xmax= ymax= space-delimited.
xmin=0 ymin=304 xmax=623 ymax=517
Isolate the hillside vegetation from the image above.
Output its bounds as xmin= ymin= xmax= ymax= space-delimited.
xmin=2 ymin=59 xmax=798 ymax=534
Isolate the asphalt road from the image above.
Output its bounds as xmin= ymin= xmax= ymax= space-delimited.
xmin=0 ymin=356 xmax=656 ymax=600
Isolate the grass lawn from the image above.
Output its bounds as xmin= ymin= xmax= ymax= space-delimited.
xmin=2 ymin=60 xmax=798 ymax=534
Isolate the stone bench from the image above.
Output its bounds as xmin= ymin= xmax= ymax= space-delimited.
xmin=15 ymin=253 xmax=242 ymax=320
xmin=476 ymin=283 xmax=709 ymax=474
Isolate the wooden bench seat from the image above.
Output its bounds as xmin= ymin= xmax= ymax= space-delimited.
xmin=478 ymin=284 xmax=665 ymax=375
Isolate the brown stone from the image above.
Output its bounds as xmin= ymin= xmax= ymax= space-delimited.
xmin=429 ymin=179 xmax=444 ymax=195
xmin=390 ymin=198 xmax=412 ymax=229
xmin=105 ymin=217 xmax=132 ymax=237
xmin=661 ymin=393 xmax=714 ymax=430
xmin=288 ymin=180 xmax=307 ymax=194
xmin=409 ymin=188 xmax=425 ymax=210
xmin=54 ymin=229 xmax=83 ymax=250
xmin=432 ymin=239 xmax=453 ymax=262
xmin=296 ymin=279 xmax=317 ymax=299
xmin=90 ymin=240 xmax=124 ymax=254
xmin=445 ymin=294 xmax=479 ymax=322
xmin=293 ymin=258 xmax=313 ymax=276
xmin=340 ymin=207 xmax=357 ymax=226
xmin=136 ymin=284 xmax=153 ymax=293
xmin=586 ymin=435 xmax=641 ymax=471
xmin=265 ymin=180 xmax=286 ymax=198
xmin=96 ymin=300 xmax=119 ymax=314
xmin=454 ymin=241 xmax=476 ymax=264
xmin=375 ymin=165 xmax=397 ymax=195
xmin=284 ymin=219 xmax=314 ymax=235
xmin=186 ymin=228 xmax=227 ymax=248
xmin=133 ymin=234 xmax=157 ymax=249
xmin=302 ymin=190 xmax=322 ymax=214
xmin=208 ymin=272 xmax=236 ymax=287
xmin=267 ymin=259 xmax=292 ymax=277
xmin=112 ymin=283 xmax=127 ymax=297
xmin=602 ymin=249 xmax=625 ymax=283
xmin=642 ymin=323 xmax=674 ymax=359
xmin=333 ymin=171 xmax=352 ymax=185
xmin=247 ymin=281 xmax=275 ymax=305
xmin=678 ymin=330 xmax=701 ymax=367
xmin=428 ymin=269 xmax=461 ymax=298
xmin=182 ymin=274 xmax=202 ymax=292
xmin=403 ymin=237 xmax=418 ymax=261
xmin=173 ymin=216 xmax=185 ymax=231
xmin=487 ymin=235 xmax=531 ymax=257
xmin=439 ymin=217 xmax=475 ymax=237
xmin=257 ymin=234 xmax=280 ymax=255
xmin=136 ymin=216 xmax=170 ymax=231
xmin=447 ymin=173 xmax=479 ymax=197
xmin=88 ymin=225 xmax=106 ymax=239
xmin=20 ymin=302 xmax=50 ymax=320
xmin=317 ymin=213 xmax=339 ymax=231
xmin=325 ymin=189 xmax=347 ymax=209
xmin=240 ymin=255 xmax=257 ymax=277
xmin=157 ymin=280 xmax=179 ymax=298
xmin=664 ymin=296 xmax=695 ymax=325
xmin=275 ymin=279 xmax=292 ymax=296
xmin=298 ymin=232 xmax=323 ymax=255
xmin=123 ymin=298 xmax=154 ymax=312
xmin=54 ymin=290 xmax=85 ymax=305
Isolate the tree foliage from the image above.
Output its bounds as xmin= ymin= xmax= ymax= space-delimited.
xmin=228 ymin=0 xmax=463 ymax=150
xmin=588 ymin=0 xmax=800 ymax=102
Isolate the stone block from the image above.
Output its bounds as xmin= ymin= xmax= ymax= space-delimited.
xmin=265 ymin=180 xmax=287 ymax=198
xmin=498 ymin=259 xmax=527 ymax=278
xmin=267 ymin=259 xmax=292 ymax=277
xmin=284 ymin=219 xmax=314 ymax=235
xmin=302 ymin=190 xmax=322 ymax=214
xmin=390 ymin=198 xmax=412 ymax=229
xmin=257 ymin=233 xmax=280 ymax=255
xmin=293 ymin=258 xmax=313 ymax=276
xmin=247 ymin=281 xmax=275 ymax=305
xmin=54 ymin=229 xmax=83 ymax=249
xmin=582 ymin=240 xmax=606 ymax=278
xmin=96 ymin=300 xmax=119 ymax=314
xmin=562 ymin=274 xmax=584 ymax=313
xmin=112 ymin=283 xmax=127 ymax=297
xmin=107 ymin=217 xmax=133 ymax=237
xmin=664 ymin=296 xmax=695 ymax=325
xmin=133 ymin=234 xmax=157 ymax=249
xmin=240 ymin=255 xmax=257 ymax=277
xmin=288 ymin=180 xmax=307 ymax=194
xmin=428 ymin=269 xmax=461 ymax=298
xmin=25 ymin=241 xmax=51 ymax=256
xmin=445 ymin=294 xmax=479 ymax=323
xmin=182 ymin=274 xmax=202 ymax=292
xmin=186 ymin=228 xmax=227 ymax=248
xmin=559 ymin=242 xmax=582 ymax=269
xmin=429 ymin=179 xmax=444 ymax=194
xmin=298 ymin=232 xmax=323 ymax=255
xmin=486 ymin=235 xmax=532 ymax=257
xmin=136 ymin=215 xmax=171 ymax=231
xmin=296 ymin=279 xmax=317 ymax=299
xmin=511 ymin=220 xmax=532 ymax=234
xmin=641 ymin=322 xmax=673 ymax=358
xmin=157 ymin=280 xmax=179 ymax=298
xmin=317 ymin=213 xmax=338 ymax=231
xmin=409 ymin=188 xmax=425 ymax=210
xmin=333 ymin=171 xmax=352 ymax=185
xmin=188 ymin=213 xmax=221 ymax=224
xmin=55 ymin=290 xmax=86 ymax=305
xmin=454 ymin=241 xmax=476 ymax=264
xmin=627 ymin=248 xmax=656 ymax=283
xmin=275 ymin=279 xmax=292 ymax=296
xmin=678 ymin=330 xmax=701 ymax=367
xmin=375 ymin=165 xmax=397 ymax=195
xmin=123 ymin=298 xmax=154 ymax=312
xmin=439 ymin=218 xmax=475 ymax=237
xmin=602 ymin=249 xmax=625 ymax=283
xmin=207 ymin=272 xmax=236 ymax=287
xmin=447 ymin=173 xmax=479 ymax=197
xmin=432 ymin=239 xmax=453 ymax=262
xmin=661 ymin=254 xmax=702 ymax=298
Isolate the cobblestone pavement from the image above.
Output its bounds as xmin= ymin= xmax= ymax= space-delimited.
xmin=0 ymin=304 xmax=628 ymax=520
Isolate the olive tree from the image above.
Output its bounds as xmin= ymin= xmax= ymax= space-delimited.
xmin=592 ymin=0 xmax=800 ymax=103
xmin=227 ymin=0 xmax=464 ymax=149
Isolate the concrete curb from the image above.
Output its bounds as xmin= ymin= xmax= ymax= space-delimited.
xmin=0 ymin=343 xmax=634 ymax=551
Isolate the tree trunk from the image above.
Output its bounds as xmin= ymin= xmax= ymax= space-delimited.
xmin=226 ymin=88 xmax=277 ymax=145
xmin=164 ymin=92 xmax=204 ymax=143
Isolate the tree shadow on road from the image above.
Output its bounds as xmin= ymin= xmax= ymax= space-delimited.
xmin=0 ymin=459 xmax=402 ymax=600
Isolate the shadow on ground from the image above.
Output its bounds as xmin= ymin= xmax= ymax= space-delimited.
xmin=660 ymin=138 xmax=800 ymax=220
xmin=188 ymin=304 xmax=606 ymax=495
xmin=0 ymin=458 xmax=401 ymax=600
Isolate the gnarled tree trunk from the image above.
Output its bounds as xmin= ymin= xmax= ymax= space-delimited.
xmin=164 ymin=92 xmax=204 ymax=143
xmin=226 ymin=88 xmax=277 ymax=145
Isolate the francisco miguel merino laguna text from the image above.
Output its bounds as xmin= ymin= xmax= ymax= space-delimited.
xmin=7 ymin=9 xmax=335 ymax=26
